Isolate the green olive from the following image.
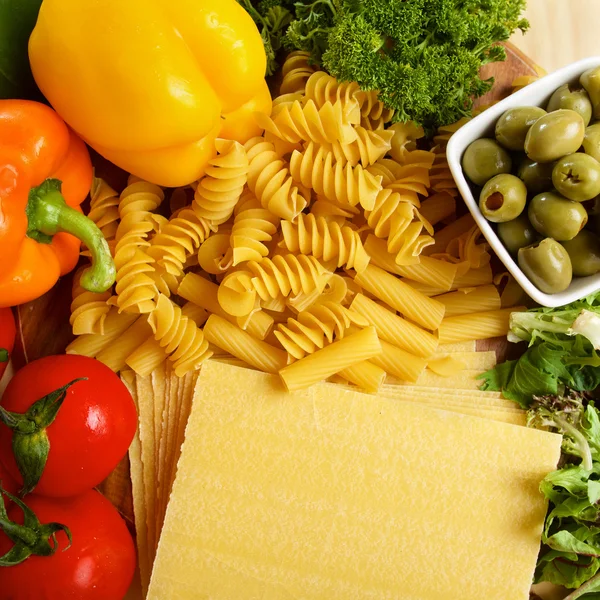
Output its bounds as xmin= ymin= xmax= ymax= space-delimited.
xmin=524 ymin=109 xmax=586 ymax=163
xmin=583 ymin=123 xmax=600 ymax=162
xmin=547 ymin=84 xmax=593 ymax=125
xmin=517 ymin=158 xmax=555 ymax=194
xmin=561 ymin=230 xmax=600 ymax=276
xmin=479 ymin=174 xmax=527 ymax=223
xmin=528 ymin=191 xmax=589 ymax=240
xmin=552 ymin=153 xmax=600 ymax=202
xmin=461 ymin=138 xmax=512 ymax=186
xmin=497 ymin=215 xmax=537 ymax=255
xmin=580 ymin=67 xmax=600 ymax=119
xmin=494 ymin=106 xmax=547 ymax=151
xmin=518 ymin=238 xmax=573 ymax=294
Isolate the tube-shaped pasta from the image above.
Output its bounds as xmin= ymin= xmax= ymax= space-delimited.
xmin=354 ymin=264 xmax=445 ymax=330
xmin=279 ymin=213 xmax=370 ymax=273
xmin=369 ymin=339 xmax=428 ymax=383
xmin=423 ymin=213 xmax=475 ymax=256
xmin=438 ymin=307 xmax=526 ymax=344
xmin=177 ymin=273 xmax=274 ymax=341
xmin=339 ymin=361 xmax=386 ymax=393
xmin=350 ymin=293 xmax=438 ymax=357
xmin=125 ymin=338 xmax=167 ymax=377
xmin=435 ymin=285 xmax=501 ymax=318
xmin=279 ymin=326 xmax=382 ymax=391
xmin=204 ymin=315 xmax=288 ymax=374
xmin=418 ymin=192 xmax=456 ymax=226
xmin=364 ymin=235 xmax=457 ymax=290
xmin=95 ymin=317 xmax=153 ymax=373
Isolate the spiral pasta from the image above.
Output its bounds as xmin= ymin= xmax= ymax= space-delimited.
xmin=257 ymin=99 xmax=357 ymax=146
xmin=148 ymin=293 xmax=213 ymax=377
xmin=358 ymin=89 xmax=395 ymax=130
xmin=279 ymin=213 xmax=370 ymax=273
xmin=191 ymin=139 xmax=249 ymax=225
xmin=304 ymin=71 xmax=362 ymax=124
xmin=280 ymin=51 xmax=318 ymax=95
xmin=85 ymin=177 xmax=120 ymax=255
xmin=274 ymin=301 xmax=370 ymax=360
xmin=109 ymin=180 xmax=165 ymax=314
xmin=218 ymin=254 xmax=334 ymax=317
xmin=289 ymin=142 xmax=382 ymax=211
xmin=70 ymin=266 xmax=112 ymax=335
xmin=326 ymin=126 xmax=394 ymax=167
xmin=245 ymin=136 xmax=309 ymax=221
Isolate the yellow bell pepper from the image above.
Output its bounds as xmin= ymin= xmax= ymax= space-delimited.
xmin=28 ymin=0 xmax=272 ymax=187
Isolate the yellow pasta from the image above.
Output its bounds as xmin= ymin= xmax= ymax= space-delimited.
xmin=369 ymin=339 xmax=428 ymax=383
xmin=177 ymin=272 xmax=274 ymax=341
xmin=359 ymin=89 xmax=394 ymax=130
xmin=259 ymin=99 xmax=357 ymax=146
xmin=274 ymin=301 xmax=370 ymax=360
xmin=69 ymin=266 xmax=112 ymax=335
xmin=438 ymin=307 xmax=526 ymax=344
xmin=279 ymin=213 xmax=370 ymax=273
xmin=354 ymin=264 xmax=445 ymax=330
xmin=110 ymin=180 xmax=165 ymax=313
xmin=423 ymin=213 xmax=475 ymax=256
xmin=339 ymin=361 xmax=386 ymax=393
xmin=196 ymin=232 xmax=233 ymax=275
xmin=454 ymin=264 xmax=494 ymax=288
xmin=435 ymin=285 xmax=501 ymax=317
xmin=280 ymin=50 xmax=318 ymax=95
xmin=148 ymin=294 xmax=213 ymax=377
xmin=418 ymin=192 xmax=456 ymax=226
xmin=303 ymin=71 xmax=362 ymax=124
xmin=204 ymin=315 xmax=288 ymax=374
xmin=388 ymin=121 xmax=424 ymax=163
xmin=95 ymin=317 xmax=153 ymax=373
xmin=181 ymin=302 xmax=209 ymax=327
xmin=125 ymin=338 xmax=168 ymax=377
xmin=66 ymin=309 xmax=138 ymax=358
xmin=279 ymin=326 xmax=382 ymax=391
xmin=191 ymin=139 xmax=248 ymax=226
xmin=86 ymin=177 xmax=120 ymax=255
xmin=427 ymin=356 xmax=466 ymax=377
xmin=364 ymin=235 xmax=457 ymax=290
xmin=218 ymin=254 xmax=333 ymax=317
xmin=245 ymin=136 xmax=308 ymax=221
xmin=289 ymin=142 xmax=382 ymax=211
xmin=350 ymin=293 xmax=438 ymax=357
xmin=327 ymin=126 xmax=394 ymax=167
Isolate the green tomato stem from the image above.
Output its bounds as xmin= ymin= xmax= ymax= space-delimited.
xmin=25 ymin=178 xmax=116 ymax=293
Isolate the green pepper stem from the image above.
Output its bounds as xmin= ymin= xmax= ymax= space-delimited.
xmin=26 ymin=178 xmax=116 ymax=293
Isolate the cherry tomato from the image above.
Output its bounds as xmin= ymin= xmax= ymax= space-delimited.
xmin=0 ymin=355 xmax=137 ymax=497
xmin=0 ymin=458 xmax=18 ymax=497
xmin=0 ymin=489 xmax=136 ymax=600
xmin=0 ymin=308 xmax=16 ymax=382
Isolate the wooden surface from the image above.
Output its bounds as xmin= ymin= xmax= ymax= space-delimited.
xmin=511 ymin=0 xmax=600 ymax=73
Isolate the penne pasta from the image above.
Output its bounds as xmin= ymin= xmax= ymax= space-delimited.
xmin=438 ymin=307 xmax=527 ymax=344
xmin=350 ymin=293 xmax=438 ymax=357
xmin=434 ymin=284 xmax=501 ymax=317
xmin=355 ymin=264 xmax=445 ymax=330
xmin=339 ymin=360 xmax=386 ymax=393
xmin=418 ymin=192 xmax=456 ymax=226
xmin=204 ymin=315 xmax=288 ymax=374
xmin=423 ymin=213 xmax=475 ymax=255
xmin=369 ymin=339 xmax=428 ymax=383
xmin=279 ymin=326 xmax=382 ymax=391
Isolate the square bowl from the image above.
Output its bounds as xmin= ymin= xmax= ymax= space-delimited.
xmin=447 ymin=56 xmax=600 ymax=307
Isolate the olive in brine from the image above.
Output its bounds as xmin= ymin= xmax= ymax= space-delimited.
xmin=479 ymin=174 xmax=527 ymax=223
xmin=583 ymin=123 xmax=600 ymax=162
xmin=580 ymin=67 xmax=600 ymax=119
xmin=528 ymin=191 xmax=588 ymax=240
xmin=518 ymin=158 xmax=555 ymax=194
xmin=495 ymin=106 xmax=547 ymax=151
xmin=552 ymin=153 xmax=600 ymax=201
xmin=561 ymin=230 xmax=600 ymax=276
xmin=497 ymin=215 xmax=537 ymax=255
xmin=524 ymin=109 xmax=586 ymax=163
xmin=461 ymin=138 xmax=512 ymax=186
xmin=518 ymin=238 xmax=572 ymax=294
xmin=547 ymin=84 xmax=593 ymax=125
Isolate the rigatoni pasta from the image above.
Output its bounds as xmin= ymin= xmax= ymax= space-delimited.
xmin=438 ymin=307 xmax=526 ymax=344
xmin=435 ymin=285 xmax=501 ymax=317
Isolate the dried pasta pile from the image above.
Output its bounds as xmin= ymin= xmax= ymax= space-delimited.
xmin=67 ymin=52 xmax=526 ymax=394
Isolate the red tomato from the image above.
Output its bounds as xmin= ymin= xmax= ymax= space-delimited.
xmin=0 ymin=355 xmax=137 ymax=497
xmin=0 ymin=457 xmax=18 ymax=497
xmin=0 ymin=307 xmax=16 ymax=381
xmin=0 ymin=489 xmax=136 ymax=600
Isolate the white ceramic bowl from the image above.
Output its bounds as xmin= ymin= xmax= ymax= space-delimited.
xmin=447 ymin=56 xmax=600 ymax=307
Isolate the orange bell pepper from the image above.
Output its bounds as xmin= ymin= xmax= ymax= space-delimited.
xmin=0 ymin=100 xmax=116 ymax=308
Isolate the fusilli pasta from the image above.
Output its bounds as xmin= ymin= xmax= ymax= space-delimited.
xmin=85 ymin=177 xmax=120 ymax=255
xmin=280 ymin=51 xmax=318 ymax=96
xmin=70 ymin=266 xmax=112 ymax=335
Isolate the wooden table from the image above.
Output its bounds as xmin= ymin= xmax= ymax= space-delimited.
xmin=511 ymin=0 xmax=600 ymax=73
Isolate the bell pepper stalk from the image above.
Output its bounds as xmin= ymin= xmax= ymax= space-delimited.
xmin=0 ymin=484 xmax=71 ymax=567
xmin=0 ymin=100 xmax=116 ymax=308
xmin=0 ymin=379 xmax=85 ymax=496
